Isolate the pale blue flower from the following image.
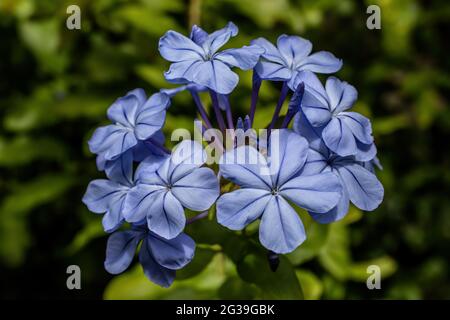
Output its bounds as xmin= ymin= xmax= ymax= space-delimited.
xmin=292 ymin=71 xmax=375 ymax=159
xmin=251 ymin=35 xmax=342 ymax=88
xmin=216 ymin=129 xmax=342 ymax=254
xmin=105 ymin=222 xmax=195 ymax=288
xmin=124 ymin=140 xmax=220 ymax=239
xmin=159 ymin=22 xmax=264 ymax=94
xmin=294 ymin=111 xmax=384 ymax=223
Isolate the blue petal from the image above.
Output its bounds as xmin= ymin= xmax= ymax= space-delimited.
xmin=254 ymin=60 xmax=292 ymax=81
xmin=293 ymin=111 xmax=329 ymax=155
xmin=259 ymin=196 xmax=306 ymax=254
xmin=146 ymin=191 xmax=186 ymax=239
xmin=190 ymin=25 xmax=208 ymax=45
xmin=134 ymin=153 xmax=168 ymax=183
xmin=139 ymin=236 xmax=176 ymax=287
xmin=335 ymin=162 xmax=384 ymax=211
xmin=338 ymin=112 xmax=374 ymax=145
xmin=301 ymin=148 xmax=329 ymax=176
xmin=102 ymin=194 xmax=127 ymax=232
xmin=164 ymin=59 xmax=204 ymax=84
xmin=171 ymin=167 xmax=220 ymax=211
xmin=309 ymin=184 xmax=350 ymax=223
xmin=251 ymin=37 xmax=286 ymax=65
xmin=104 ymin=149 xmax=133 ymax=186
xmin=268 ymin=130 xmax=309 ymax=186
xmin=147 ymin=232 xmax=195 ymax=270
xmin=134 ymin=93 xmax=169 ymax=140
xmin=107 ymin=89 xmax=146 ymax=126
xmin=219 ymin=146 xmax=272 ymax=190
xmin=88 ymin=125 xmax=137 ymax=161
xmin=354 ymin=141 xmax=377 ymax=162
xmin=280 ymin=172 xmax=342 ymax=213
xmin=215 ymin=45 xmax=264 ymax=70
xmin=277 ymin=35 xmax=312 ymax=67
xmin=123 ymin=185 xmax=165 ymax=223
xmin=202 ymin=22 xmax=238 ymax=55
xmin=298 ymin=51 xmax=343 ymax=74
xmin=192 ymin=60 xmax=239 ymax=95
xmin=159 ymin=30 xmax=204 ymax=62
xmin=322 ymin=117 xmax=357 ymax=157
xmin=325 ymin=77 xmax=357 ymax=113
xmin=104 ymin=230 xmax=145 ymax=274
xmin=82 ymin=179 xmax=127 ymax=213
xmin=217 ymin=188 xmax=271 ymax=230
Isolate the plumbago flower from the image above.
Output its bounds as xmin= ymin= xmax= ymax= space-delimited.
xmin=88 ymin=89 xmax=170 ymax=170
xmin=251 ymin=35 xmax=342 ymax=88
xmin=124 ymin=140 xmax=220 ymax=239
xmin=105 ymin=222 xmax=195 ymax=287
xmin=292 ymin=71 xmax=376 ymax=159
xmin=159 ymin=22 xmax=264 ymax=94
xmin=217 ymin=130 xmax=342 ymax=254
xmin=294 ymin=111 xmax=384 ymax=223
xmin=83 ymin=22 xmax=384 ymax=288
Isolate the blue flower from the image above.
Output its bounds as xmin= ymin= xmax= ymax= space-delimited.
xmin=216 ymin=129 xmax=342 ymax=254
xmin=124 ymin=140 xmax=220 ymax=239
xmin=251 ymin=35 xmax=342 ymax=88
xmin=104 ymin=223 xmax=195 ymax=288
xmin=294 ymin=111 xmax=384 ymax=223
xmin=82 ymin=152 xmax=135 ymax=233
xmin=292 ymin=71 xmax=375 ymax=159
xmin=159 ymin=22 xmax=264 ymax=94
xmin=88 ymin=89 xmax=170 ymax=164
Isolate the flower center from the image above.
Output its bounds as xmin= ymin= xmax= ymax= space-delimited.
xmin=271 ymin=186 xmax=280 ymax=196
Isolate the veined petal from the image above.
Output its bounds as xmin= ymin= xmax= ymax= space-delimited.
xmin=280 ymin=172 xmax=342 ymax=213
xmin=134 ymin=154 xmax=168 ymax=184
xmin=123 ymin=185 xmax=165 ymax=223
xmin=107 ymin=89 xmax=145 ymax=126
xmin=309 ymin=185 xmax=350 ymax=224
xmin=322 ymin=117 xmax=357 ymax=157
xmin=216 ymin=189 xmax=271 ymax=230
xmin=254 ymin=60 xmax=292 ymax=81
xmin=146 ymin=191 xmax=186 ymax=239
xmin=159 ymin=30 xmax=204 ymax=62
xmin=192 ymin=60 xmax=239 ymax=95
xmin=171 ymin=167 xmax=219 ymax=211
xmin=215 ymin=45 xmax=264 ymax=70
xmin=259 ymin=196 xmax=306 ymax=254
xmin=298 ymin=51 xmax=343 ymax=74
xmin=293 ymin=111 xmax=329 ymax=155
xmin=202 ymin=22 xmax=238 ymax=55
xmin=291 ymin=70 xmax=328 ymax=104
xmin=325 ymin=77 xmax=357 ymax=113
xmin=139 ymin=237 xmax=175 ymax=287
xmin=190 ymin=25 xmax=208 ymax=45
xmin=147 ymin=232 xmax=195 ymax=270
xmin=301 ymin=148 xmax=329 ymax=176
xmin=104 ymin=230 xmax=145 ymax=274
xmin=338 ymin=112 xmax=374 ymax=145
xmin=164 ymin=60 xmax=204 ymax=84
xmin=104 ymin=150 xmax=134 ymax=187
xmin=134 ymin=93 xmax=169 ymax=140
xmin=268 ymin=129 xmax=309 ymax=186
xmin=251 ymin=37 xmax=285 ymax=65
xmin=88 ymin=125 xmax=137 ymax=160
xmin=301 ymin=91 xmax=332 ymax=127
xmin=277 ymin=35 xmax=312 ymax=67
xmin=82 ymin=179 xmax=127 ymax=213
xmin=220 ymin=146 xmax=272 ymax=190
xmin=335 ymin=162 xmax=384 ymax=211
xmin=102 ymin=194 xmax=127 ymax=232
xmin=354 ymin=141 xmax=377 ymax=162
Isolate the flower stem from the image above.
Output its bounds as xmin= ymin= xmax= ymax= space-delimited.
xmin=268 ymin=82 xmax=289 ymax=131
xmin=222 ymin=95 xmax=234 ymax=130
xmin=249 ymin=71 xmax=262 ymax=127
xmin=187 ymin=210 xmax=209 ymax=224
xmin=209 ymin=90 xmax=226 ymax=132
xmin=190 ymin=90 xmax=212 ymax=129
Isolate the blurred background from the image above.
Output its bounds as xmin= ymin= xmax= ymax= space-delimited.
xmin=0 ymin=0 xmax=449 ymax=299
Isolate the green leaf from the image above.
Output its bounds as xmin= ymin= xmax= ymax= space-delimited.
xmin=218 ymin=276 xmax=259 ymax=299
xmin=295 ymin=269 xmax=323 ymax=300
xmin=237 ymin=251 xmax=304 ymax=299
xmin=287 ymin=221 xmax=329 ymax=265
xmin=176 ymin=247 xmax=216 ymax=280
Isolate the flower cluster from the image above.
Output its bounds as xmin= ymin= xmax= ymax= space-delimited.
xmin=83 ymin=22 xmax=384 ymax=287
